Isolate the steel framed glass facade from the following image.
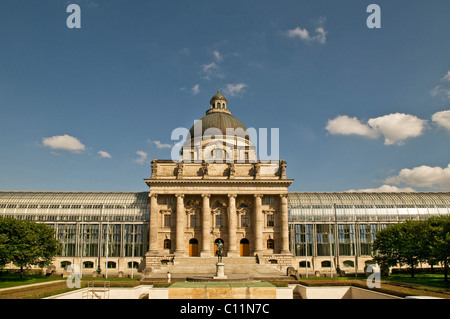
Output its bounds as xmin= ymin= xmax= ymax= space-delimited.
xmin=288 ymin=192 xmax=450 ymax=258
xmin=0 ymin=192 xmax=150 ymax=259
xmin=1 ymin=191 xmax=449 ymax=262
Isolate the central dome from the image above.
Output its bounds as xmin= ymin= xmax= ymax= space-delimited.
xmin=189 ymin=112 xmax=248 ymax=138
xmin=188 ymin=90 xmax=248 ymax=139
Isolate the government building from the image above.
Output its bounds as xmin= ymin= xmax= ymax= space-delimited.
xmin=1 ymin=91 xmax=450 ymax=279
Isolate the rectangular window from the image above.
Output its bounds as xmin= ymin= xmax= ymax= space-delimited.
xmin=338 ymin=224 xmax=355 ymax=256
xmin=164 ymin=214 xmax=171 ymax=227
xmin=266 ymin=214 xmax=274 ymax=227
xmin=241 ymin=214 xmax=249 ymax=228
xmin=190 ymin=214 xmax=198 ymax=228
xmin=216 ymin=214 xmax=223 ymax=228
xmin=294 ymin=224 xmax=313 ymax=257
xmin=264 ymin=197 xmax=275 ymax=205
xmin=316 ymin=224 xmax=335 ymax=256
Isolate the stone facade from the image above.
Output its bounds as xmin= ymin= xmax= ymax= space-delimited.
xmin=144 ymin=91 xmax=294 ymax=273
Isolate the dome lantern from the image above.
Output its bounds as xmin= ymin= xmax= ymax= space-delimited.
xmin=208 ymin=89 xmax=229 ymax=113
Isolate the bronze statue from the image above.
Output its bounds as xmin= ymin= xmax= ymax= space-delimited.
xmin=216 ymin=241 xmax=224 ymax=262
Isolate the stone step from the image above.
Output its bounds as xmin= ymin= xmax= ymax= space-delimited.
xmin=175 ymin=257 xmax=258 ymax=266
xmin=150 ymin=263 xmax=285 ymax=277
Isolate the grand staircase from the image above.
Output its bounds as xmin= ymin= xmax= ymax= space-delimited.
xmin=142 ymin=256 xmax=289 ymax=282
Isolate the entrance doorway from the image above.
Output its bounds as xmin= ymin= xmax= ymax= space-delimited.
xmin=189 ymin=238 xmax=199 ymax=257
xmin=240 ymin=238 xmax=250 ymax=256
xmin=214 ymin=238 xmax=224 ymax=256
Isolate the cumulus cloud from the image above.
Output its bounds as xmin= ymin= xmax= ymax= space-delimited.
xmin=42 ymin=134 xmax=85 ymax=153
xmin=191 ymin=84 xmax=200 ymax=95
xmin=325 ymin=115 xmax=378 ymax=139
xmin=286 ymin=18 xmax=327 ymax=44
xmin=326 ymin=113 xmax=427 ymax=145
xmin=385 ymin=163 xmax=450 ymax=189
xmin=135 ymin=150 xmax=148 ymax=165
xmin=431 ymin=110 xmax=450 ymax=131
xmin=367 ymin=113 xmax=426 ymax=145
xmin=223 ymin=83 xmax=247 ymax=97
xmin=347 ymin=185 xmax=416 ymax=192
xmin=97 ymin=150 xmax=111 ymax=158
xmin=152 ymin=140 xmax=172 ymax=149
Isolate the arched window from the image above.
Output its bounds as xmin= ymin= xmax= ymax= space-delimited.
xmin=107 ymin=261 xmax=116 ymax=269
xmin=321 ymin=261 xmax=331 ymax=267
xmin=267 ymin=239 xmax=274 ymax=249
xmin=343 ymin=260 xmax=354 ymax=268
xmin=299 ymin=261 xmax=311 ymax=268
xmin=83 ymin=261 xmax=94 ymax=269
xmin=128 ymin=261 xmax=139 ymax=269
xmin=164 ymin=239 xmax=171 ymax=249
xmin=60 ymin=261 xmax=71 ymax=269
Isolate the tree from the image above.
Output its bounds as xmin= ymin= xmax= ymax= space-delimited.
xmin=372 ymin=223 xmax=402 ymax=274
xmin=0 ymin=217 xmax=62 ymax=278
xmin=427 ymin=216 xmax=450 ymax=281
xmin=372 ymin=220 xmax=432 ymax=278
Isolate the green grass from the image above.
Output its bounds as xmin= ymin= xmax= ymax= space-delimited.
xmin=0 ymin=274 xmax=64 ymax=289
xmin=382 ymin=273 xmax=450 ymax=290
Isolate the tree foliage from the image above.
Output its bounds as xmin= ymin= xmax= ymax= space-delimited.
xmin=373 ymin=216 xmax=450 ymax=280
xmin=0 ymin=217 xmax=62 ymax=277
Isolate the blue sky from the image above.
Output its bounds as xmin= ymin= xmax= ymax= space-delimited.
xmin=1 ymin=0 xmax=449 ymax=192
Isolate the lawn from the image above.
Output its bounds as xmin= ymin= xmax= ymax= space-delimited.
xmin=0 ymin=273 xmax=64 ymax=289
xmin=381 ymin=273 xmax=450 ymax=290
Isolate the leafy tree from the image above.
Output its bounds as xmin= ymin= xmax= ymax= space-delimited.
xmin=0 ymin=217 xmax=62 ymax=278
xmin=373 ymin=220 xmax=432 ymax=278
xmin=427 ymin=216 xmax=450 ymax=281
xmin=372 ymin=224 xmax=401 ymax=273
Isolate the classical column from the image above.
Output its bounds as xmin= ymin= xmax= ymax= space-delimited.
xmin=253 ymin=194 xmax=263 ymax=255
xmin=227 ymin=194 xmax=238 ymax=257
xmin=148 ymin=193 xmax=159 ymax=254
xmin=174 ymin=194 xmax=185 ymax=256
xmin=280 ymin=194 xmax=291 ymax=254
xmin=200 ymin=194 xmax=211 ymax=257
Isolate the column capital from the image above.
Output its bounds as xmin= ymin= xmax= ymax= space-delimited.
xmin=149 ymin=193 xmax=158 ymax=198
xmin=175 ymin=194 xmax=184 ymax=199
xmin=201 ymin=193 xmax=211 ymax=198
xmin=280 ymin=194 xmax=288 ymax=199
xmin=254 ymin=194 xmax=264 ymax=198
xmin=228 ymin=194 xmax=237 ymax=198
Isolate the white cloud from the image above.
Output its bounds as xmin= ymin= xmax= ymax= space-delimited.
xmin=135 ymin=150 xmax=148 ymax=165
xmin=385 ymin=163 xmax=450 ymax=189
xmin=200 ymin=62 xmax=223 ymax=79
xmin=326 ymin=115 xmax=378 ymax=139
xmin=152 ymin=141 xmax=172 ymax=149
xmin=223 ymin=83 xmax=247 ymax=97
xmin=97 ymin=150 xmax=111 ymax=158
xmin=431 ymin=70 xmax=450 ymax=99
xmin=42 ymin=134 xmax=85 ymax=153
xmin=430 ymin=85 xmax=450 ymax=98
xmin=191 ymin=84 xmax=200 ymax=95
xmin=367 ymin=113 xmax=427 ymax=145
xmin=213 ymin=50 xmax=222 ymax=62
xmin=432 ymin=110 xmax=450 ymax=131
xmin=327 ymin=113 xmax=427 ymax=145
xmin=286 ymin=19 xmax=327 ymax=44
xmin=347 ymin=185 xmax=416 ymax=192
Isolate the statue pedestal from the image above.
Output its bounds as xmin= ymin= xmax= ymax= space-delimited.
xmin=214 ymin=262 xmax=227 ymax=279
